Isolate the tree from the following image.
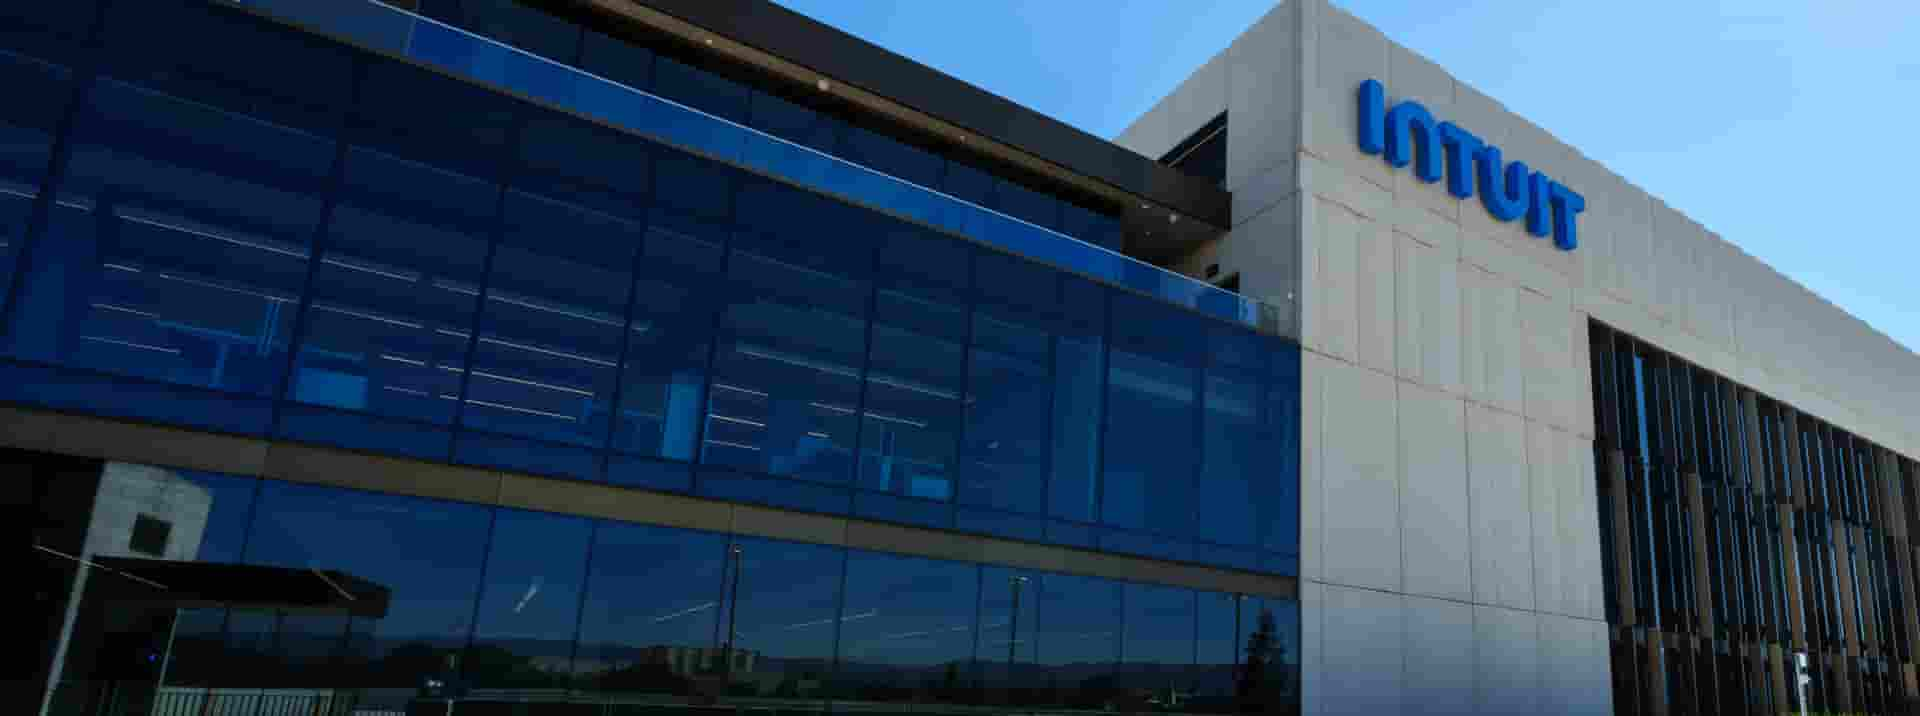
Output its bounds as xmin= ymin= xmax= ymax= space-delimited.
xmin=1235 ymin=608 xmax=1288 ymax=714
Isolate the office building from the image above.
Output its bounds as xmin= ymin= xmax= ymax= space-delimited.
xmin=18 ymin=1 xmax=1918 ymax=715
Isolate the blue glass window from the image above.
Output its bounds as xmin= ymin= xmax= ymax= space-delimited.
xmin=455 ymin=188 xmax=637 ymax=474
xmin=993 ymin=178 xmax=1061 ymax=233
xmin=574 ymin=520 xmax=728 ymax=699
xmin=722 ymin=536 xmax=844 ymax=701
xmin=959 ymin=249 xmax=1056 ymax=519
xmin=1047 ymin=278 xmax=1107 ymax=526
xmin=1035 ymin=573 xmax=1119 ymax=706
xmin=1198 ymin=355 xmax=1266 ymax=549
xmin=242 ymin=482 xmax=492 ymax=687
xmin=1059 ymin=202 xmax=1123 ymax=253
xmin=834 ymin=550 xmax=980 ymax=703
xmin=703 ymin=182 xmax=872 ymax=487
xmin=283 ymin=146 xmax=491 ymax=455
xmin=979 ymin=566 xmax=1042 ymax=701
xmin=840 ymin=125 xmax=943 ymax=190
xmin=1119 ymin=582 xmax=1198 ymax=706
xmin=467 ymin=508 xmax=594 ymax=688
xmin=611 ymin=211 xmax=723 ymax=469
xmin=653 ymin=57 xmax=750 ymax=124
xmin=1102 ymin=294 xmax=1201 ymax=539
xmin=857 ymin=225 xmax=967 ymax=506
xmin=0 ymin=1 xmax=99 ymax=66
xmin=0 ymin=49 xmax=71 ymax=318
xmin=1262 ymin=345 xmax=1302 ymax=571
xmin=6 ymin=76 xmax=333 ymax=432
xmin=749 ymin=91 xmax=841 ymax=155
xmin=577 ymin=29 xmax=653 ymax=91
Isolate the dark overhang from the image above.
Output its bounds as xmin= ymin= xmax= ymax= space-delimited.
xmin=545 ymin=0 xmax=1231 ymax=228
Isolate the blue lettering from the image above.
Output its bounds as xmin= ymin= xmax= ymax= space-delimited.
xmin=1526 ymin=171 xmax=1553 ymax=238
xmin=1358 ymin=80 xmax=1583 ymax=251
xmin=1547 ymin=181 xmax=1586 ymax=250
xmin=1476 ymin=146 xmax=1529 ymax=222
xmin=1357 ymin=79 xmax=1385 ymax=155
xmin=1384 ymin=100 xmax=1442 ymax=183
xmin=1436 ymin=122 xmax=1481 ymax=200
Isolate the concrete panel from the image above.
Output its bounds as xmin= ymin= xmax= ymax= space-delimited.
xmin=1321 ymin=584 xmax=1404 ymax=716
xmin=1395 ymin=228 xmax=1464 ymax=393
xmin=1401 ymin=595 xmax=1475 ymax=716
xmin=1319 ymin=357 xmax=1402 ymax=592
xmin=1173 ymin=53 xmax=1229 ymax=153
xmin=1519 ymin=288 xmax=1577 ymax=432
xmin=1468 ymin=405 xmax=1534 ymax=610
xmin=1571 ymin=437 xmax=1606 ymax=621
xmin=1527 ymin=423 xmax=1574 ymax=617
xmin=1301 ymin=0 xmax=1390 ymax=190
xmin=1473 ymin=605 xmax=1541 ymax=716
xmin=1460 ymin=266 xmax=1524 ymax=414
xmin=1540 ymin=614 xmax=1612 ymax=716
xmin=1300 ymin=580 xmax=1324 ymax=716
xmin=1311 ymin=196 xmax=1393 ymax=363
xmin=1384 ymin=41 xmax=1457 ymax=224
xmin=35 ymin=409 xmax=270 ymax=478
xmin=1230 ymin=158 xmax=1300 ymax=229
xmin=1115 ymin=88 xmax=1173 ymax=159
xmin=1397 ymin=381 xmax=1470 ymax=601
xmin=1226 ymin=0 xmax=1298 ymax=190
xmin=1354 ymin=207 xmax=1397 ymax=375
xmin=1570 ymin=315 xmax=1596 ymax=438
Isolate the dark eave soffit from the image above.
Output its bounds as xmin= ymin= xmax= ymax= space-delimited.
xmin=562 ymin=0 xmax=1231 ymax=228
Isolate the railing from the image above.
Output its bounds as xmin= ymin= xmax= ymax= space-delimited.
xmin=230 ymin=0 xmax=1286 ymax=334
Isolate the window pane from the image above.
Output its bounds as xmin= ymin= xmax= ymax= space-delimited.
xmin=457 ymin=189 xmax=636 ymax=459
xmin=452 ymin=0 xmax=580 ymax=63
xmin=858 ymin=227 xmax=967 ymax=504
xmin=612 ymin=212 xmax=723 ymax=466
xmin=749 ymin=91 xmax=840 ymax=155
xmin=833 ymin=550 xmax=979 ymax=706
xmin=8 ymin=77 xmax=332 ymax=430
xmin=704 ymin=184 xmax=872 ymax=486
xmin=979 ymin=566 xmax=1042 ymax=706
xmin=723 ymin=536 xmax=844 ymax=705
xmin=1119 ymin=583 xmax=1197 ymax=711
xmin=960 ymin=312 xmax=1051 ymax=516
xmin=1035 ymin=573 xmax=1119 ymax=708
xmin=467 ymin=508 xmax=594 ymax=689
xmin=1194 ymin=593 xmax=1249 ymax=711
xmin=578 ymin=28 xmax=652 ymax=91
xmin=574 ymin=521 xmax=728 ymax=701
xmin=1104 ymin=348 xmax=1198 ymax=538
xmin=1199 ymin=368 xmax=1263 ymax=548
xmin=1263 ymin=343 xmax=1302 ymax=572
xmin=288 ymin=147 xmax=490 ymax=435
xmin=840 ymin=125 xmax=942 ymax=189
xmin=653 ymin=57 xmax=749 ymax=124
xmin=1048 ymin=279 xmax=1106 ymax=524
xmin=993 ymin=178 xmax=1061 ymax=232
xmin=242 ymin=482 xmax=492 ymax=688
xmin=0 ymin=49 xmax=72 ymax=317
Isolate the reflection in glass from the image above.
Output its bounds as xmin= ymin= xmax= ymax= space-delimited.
xmin=1103 ymin=348 xmax=1197 ymax=538
xmin=574 ymin=521 xmax=729 ymax=700
xmin=833 ymin=550 xmax=979 ymax=707
xmin=466 ymin=508 xmax=593 ymax=689
xmin=243 ymin=482 xmax=491 ymax=687
xmin=720 ymin=537 xmax=844 ymax=705
xmin=1034 ymin=573 xmax=1120 ymax=708
xmin=979 ymin=567 xmax=1041 ymax=707
xmin=1119 ymin=583 xmax=1198 ymax=712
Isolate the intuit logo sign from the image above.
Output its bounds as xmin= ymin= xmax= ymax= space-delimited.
xmin=1356 ymin=79 xmax=1585 ymax=251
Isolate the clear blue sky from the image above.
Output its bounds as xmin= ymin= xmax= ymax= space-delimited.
xmin=773 ymin=0 xmax=1920 ymax=354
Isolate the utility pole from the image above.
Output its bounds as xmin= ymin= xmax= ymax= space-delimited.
xmin=1006 ymin=576 xmax=1028 ymax=674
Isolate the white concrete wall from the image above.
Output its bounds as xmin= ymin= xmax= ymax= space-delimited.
xmin=1123 ymin=0 xmax=1920 ymax=713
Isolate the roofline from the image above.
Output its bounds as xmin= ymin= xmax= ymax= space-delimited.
xmin=557 ymin=0 xmax=1232 ymax=226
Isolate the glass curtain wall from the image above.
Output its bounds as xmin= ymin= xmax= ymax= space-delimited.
xmin=0 ymin=0 xmax=1300 ymax=577
xmin=36 ymin=458 xmax=1302 ymax=716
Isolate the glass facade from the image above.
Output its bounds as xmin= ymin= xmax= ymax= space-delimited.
xmin=225 ymin=0 xmax=1271 ymax=329
xmin=0 ymin=0 xmax=1299 ymax=576
xmin=1590 ymin=322 xmax=1920 ymax=716
xmin=33 ymin=457 xmax=1301 ymax=715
